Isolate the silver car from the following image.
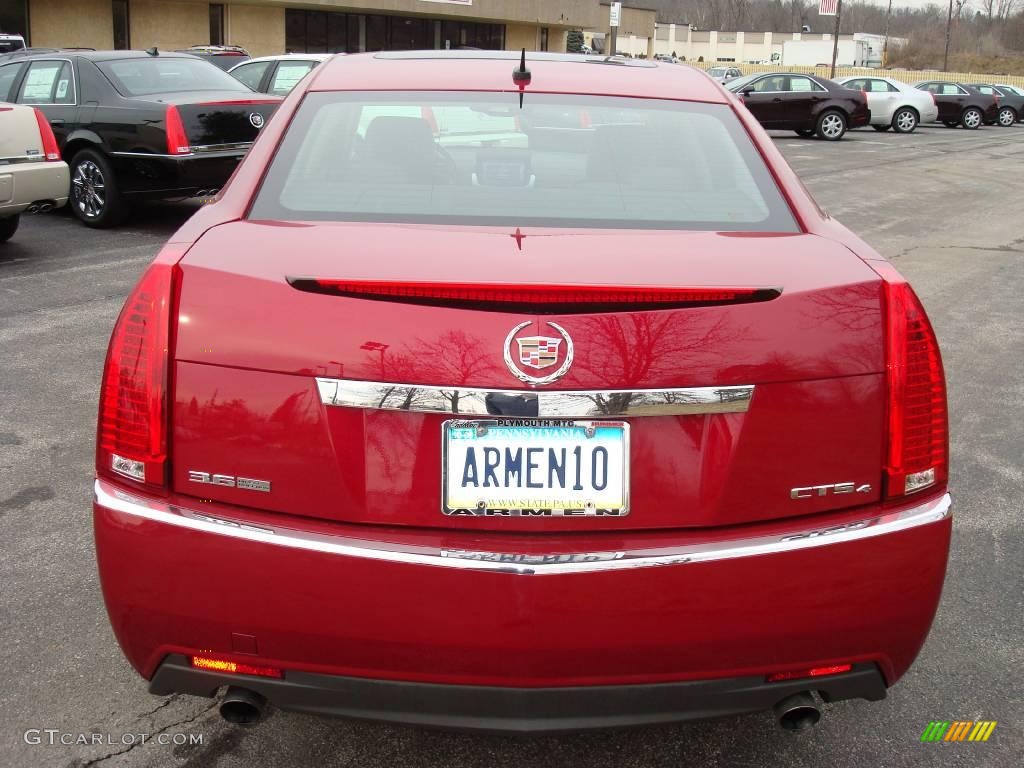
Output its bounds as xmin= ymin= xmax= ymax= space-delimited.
xmin=833 ymin=75 xmax=938 ymax=133
xmin=228 ymin=53 xmax=333 ymax=96
xmin=0 ymin=103 xmax=69 ymax=242
xmin=707 ymin=66 xmax=743 ymax=84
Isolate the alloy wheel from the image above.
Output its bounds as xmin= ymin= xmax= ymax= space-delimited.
xmin=962 ymin=109 xmax=982 ymax=129
xmin=998 ymin=108 xmax=1015 ymax=127
xmin=821 ymin=113 xmax=844 ymax=139
xmin=895 ymin=109 xmax=917 ymax=132
xmin=72 ymin=160 xmax=106 ymax=220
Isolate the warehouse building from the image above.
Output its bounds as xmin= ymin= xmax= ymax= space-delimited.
xmin=2 ymin=1 xmax=609 ymax=58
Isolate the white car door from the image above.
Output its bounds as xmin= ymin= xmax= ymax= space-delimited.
xmin=864 ymin=78 xmax=900 ymax=123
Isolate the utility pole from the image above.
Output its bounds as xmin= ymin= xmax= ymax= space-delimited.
xmin=882 ymin=0 xmax=893 ymax=67
xmin=943 ymin=0 xmax=953 ymax=72
xmin=829 ymin=0 xmax=843 ymax=79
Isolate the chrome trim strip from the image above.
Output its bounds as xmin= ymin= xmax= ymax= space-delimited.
xmin=95 ymin=480 xmax=951 ymax=576
xmin=110 ymin=144 xmax=251 ymax=160
xmin=315 ymin=378 xmax=755 ymax=418
xmin=109 ymin=151 xmax=181 ymax=159
xmin=189 ymin=142 xmax=253 ymax=154
xmin=0 ymin=155 xmax=46 ymax=165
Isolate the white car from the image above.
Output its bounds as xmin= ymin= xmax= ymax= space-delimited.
xmin=833 ymin=75 xmax=938 ymax=133
xmin=707 ymin=66 xmax=743 ymax=84
xmin=0 ymin=103 xmax=69 ymax=243
xmin=0 ymin=32 xmax=26 ymax=55
xmin=228 ymin=53 xmax=333 ymax=96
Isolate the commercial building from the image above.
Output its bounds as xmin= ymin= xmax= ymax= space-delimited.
xmin=650 ymin=27 xmax=904 ymax=68
xmin=3 ymin=1 xmax=606 ymax=58
xmin=0 ymin=1 xmax=905 ymax=68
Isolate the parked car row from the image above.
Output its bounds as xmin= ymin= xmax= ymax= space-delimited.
xmin=722 ymin=70 xmax=1023 ymax=140
xmin=0 ymin=48 xmax=283 ymax=232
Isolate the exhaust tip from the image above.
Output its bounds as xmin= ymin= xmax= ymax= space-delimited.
xmin=219 ymin=686 xmax=267 ymax=726
xmin=774 ymin=692 xmax=821 ymax=733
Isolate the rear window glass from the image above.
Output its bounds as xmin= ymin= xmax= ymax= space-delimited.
xmin=97 ymin=56 xmax=249 ymax=96
xmin=250 ymin=92 xmax=797 ymax=232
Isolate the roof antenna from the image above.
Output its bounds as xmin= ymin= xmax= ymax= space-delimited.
xmin=512 ymin=48 xmax=531 ymax=109
xmin=145 ymin=46 xmax=159 ymax=56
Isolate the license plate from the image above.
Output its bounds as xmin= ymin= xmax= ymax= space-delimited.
xmin=442 ymin=420 xmax=630 ymax=517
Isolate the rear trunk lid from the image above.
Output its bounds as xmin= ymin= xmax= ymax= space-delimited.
xmin=157 ymin=91 xmax=280 ymax=148
xmin=171 ymin=222 xmax=886 ymax=532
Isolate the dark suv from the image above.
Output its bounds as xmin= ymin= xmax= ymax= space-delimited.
xmin=725 ymin=72 xmax=870 ymax=140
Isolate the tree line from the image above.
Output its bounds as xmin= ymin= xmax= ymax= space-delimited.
xmin=625 ymin=1 xmax=1024 ymax=67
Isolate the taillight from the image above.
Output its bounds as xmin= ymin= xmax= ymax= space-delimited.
xmin=876 ymin=262 xmax=948 ymax=499
xmin=96 ymin=259 xmax=178 ymax=489
xmin=285 ymin=278 xmax=781 ymax=314
xmin=32 ymin=108 xmax=61 ymax=161
xmin=165 ymin=105 xmax=191 ymax=155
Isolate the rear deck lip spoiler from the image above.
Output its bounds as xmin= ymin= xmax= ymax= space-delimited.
xmin=94 ymin=479 xmax=951 ymax=576
xmin=316 ymin=378 xmax=756 ymax=418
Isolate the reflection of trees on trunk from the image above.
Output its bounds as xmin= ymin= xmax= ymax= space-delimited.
xmin=572 ymin=313 xmax=741 ymax=392
xmin=362 ymin=330 xmax=503 ymax=413
xmin=362 ymin=330 xmax=504 ymax=486
xmin=798 ymin=282 xmax=882 ymax=377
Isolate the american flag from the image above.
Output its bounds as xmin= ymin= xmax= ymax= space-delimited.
xmin=819 ymin=0 xmax=840 ymax=15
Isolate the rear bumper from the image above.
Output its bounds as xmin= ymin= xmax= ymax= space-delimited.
xmin=94 ymin=480 xmax=951 ymax=726
xmin=0 ymin=160 xmax=69 ymax=214
xmin=850 ymin=107 xmax=871 ymax=128
xmin=109 ymin=150 xmax=246 ymax=197
xmin=151 ymin=653 xmax=886 ymax=732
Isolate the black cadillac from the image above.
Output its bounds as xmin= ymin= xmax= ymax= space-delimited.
xmin=0 ymin=49 xmax=281 ymax=227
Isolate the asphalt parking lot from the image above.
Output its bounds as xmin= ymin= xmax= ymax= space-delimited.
xmin=2 ymin=124 xmax=1022 ymax=767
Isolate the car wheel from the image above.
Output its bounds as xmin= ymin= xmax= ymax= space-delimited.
xmin=960 ymin=107 xmax=983 ymax=130
xmin=70 ymin=149 xmax=124 ymax=228
xmin=892 ymin=107 xmax=918 ymax=133
xmin=872 ymin=125 xmax=891 ymax=132
xmin=816 ymin=110 xmax=847 ymax=141
xmin=997 ymin=107 xmax=1016 ymax=127
xmin=0 ymin=214 xmax=19 ymax=244
xmin=794 ymin=128 xmax=815 ymax=137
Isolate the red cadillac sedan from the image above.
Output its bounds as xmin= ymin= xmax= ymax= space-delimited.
xmin=93 ymin=51 xmax=951 ymax=733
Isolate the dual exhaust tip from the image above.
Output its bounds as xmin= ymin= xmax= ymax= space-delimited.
xmin=216 ymin=686 xmax=823 ymax=731
xmin=25 ymin=201 xmax=56 ymax=214
xmin=194 ymin=188 xmax=220 ymax=199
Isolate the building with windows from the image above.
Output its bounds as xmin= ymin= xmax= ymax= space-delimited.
xmin=3 ymin=1 xmax=612 ymax=58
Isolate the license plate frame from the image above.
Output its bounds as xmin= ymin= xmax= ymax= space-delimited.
xmin=441 ymin=419 xmax=630 ymax=517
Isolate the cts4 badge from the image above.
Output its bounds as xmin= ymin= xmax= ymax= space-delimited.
xmin=790 ymin=482 xmax=872 ymax=499
xmin=503 ymin=321 xmax=573 ymax=385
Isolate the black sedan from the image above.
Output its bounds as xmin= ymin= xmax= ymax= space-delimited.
xmin=964 ymin=83 xmax=1024 ymax=126
xmin=913 ymin=81 xmax=999 ymax=129
xmin=0 ymin=50 xmax=280 ymax=227
xmin=725 ymin=72 xmax=870 ymax=141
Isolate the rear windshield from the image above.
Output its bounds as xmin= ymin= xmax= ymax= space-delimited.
xmin=0 ymin=38 xmax=25 ymax=54
xmin=97 ymin=56 xmax=250 ymax=96
xmin=249 ymin=91 xmax=798 ymax=232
